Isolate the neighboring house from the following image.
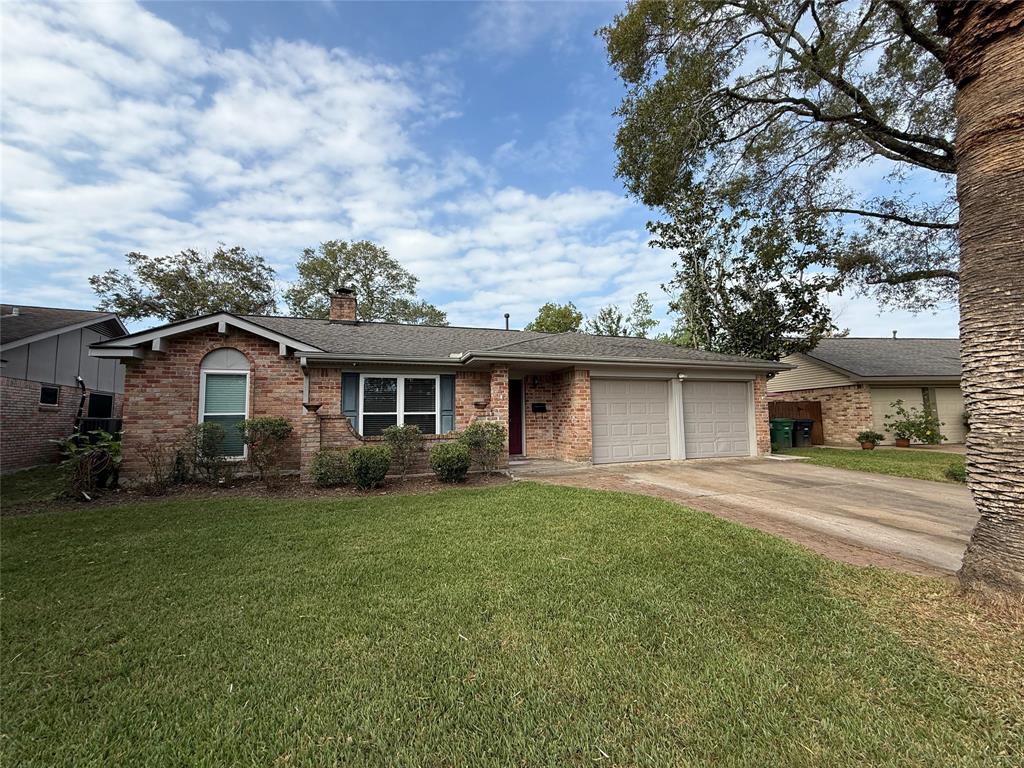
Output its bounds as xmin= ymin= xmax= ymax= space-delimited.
xmin=767 ymin=337 xmax=964 ymax=445
xmin=90 ymin=288 xmax=787 ymax=484
xmin=1 ymin=304 xmax=128 ymax=472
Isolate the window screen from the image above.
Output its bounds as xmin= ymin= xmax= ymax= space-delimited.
xmin=39 ymin=385 xmax=59 ymax=406
xmin=202 ymin=373 xmax=247 ymax=456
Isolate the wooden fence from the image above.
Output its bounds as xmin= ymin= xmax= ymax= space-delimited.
xmin=767 ymin=401 xmax=824 ymax=445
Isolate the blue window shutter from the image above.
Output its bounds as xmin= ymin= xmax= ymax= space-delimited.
xmin=342 ymin=372 xmax=360 ymax=431
xmin=440 ymin=374 xmax=455 ymax=433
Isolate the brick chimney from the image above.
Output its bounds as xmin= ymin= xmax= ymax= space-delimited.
xmin=329 ymin=287 xmax=357 ymax=322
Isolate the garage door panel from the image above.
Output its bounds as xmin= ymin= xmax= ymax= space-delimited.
xmin=682 ymin=381 xmax=751 ymax=458
xmin=592 ymin=379 xmax=672 ymax=464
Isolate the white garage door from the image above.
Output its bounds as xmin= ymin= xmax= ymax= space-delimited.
xmin=935 ymin=387 xmax=967 ymax=443
xmin=682 ymin=381 xmax=751 ymax=458
xmin=591 ymin=379 xmax=670 ymax=464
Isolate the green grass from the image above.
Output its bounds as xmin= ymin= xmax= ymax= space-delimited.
xmin=781 ymin=447 xmax=967 ymax=483
xmin=0 ymin=464 xmax=62 ymax=509
xmin=2 ymin=484 xmax=1019 ymax=767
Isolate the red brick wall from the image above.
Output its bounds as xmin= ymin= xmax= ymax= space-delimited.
xmin=770 ymin=384 xmax=873 ymax=445
xmin=520 ymin=369 xmax=593 ymax=462
xmin=1 ymin=377 xmax=124 ymax=473
xmin=753 ymin=376 xmax=771 ymax=455
xmin=455 ymin=371 xmax=491 ymax=426
xmin=119 ymin=329 xmax=304 ymax=483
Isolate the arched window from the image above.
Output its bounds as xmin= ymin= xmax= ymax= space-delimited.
xmin=198 ymin=348 xmax=249 ymax=458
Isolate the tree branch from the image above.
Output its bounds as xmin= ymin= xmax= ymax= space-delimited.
xmin=867 ymin=268 xmax=960 ymax=285
xmin=815 ymin=207 xmax=959 ymax=229
xmin=882 ymin=0 xmax=948 ymax=64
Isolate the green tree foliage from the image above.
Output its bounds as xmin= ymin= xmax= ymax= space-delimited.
xmin=283 ymin=240 xmax=446 ymax=324
xmin=586 ymin=292 xmax=659 ymax=338
xmin=601 ymin=0 xmax=958 ymax=309
xmin=90 ymin=246 xmax=277 ymax=322
xmin=653 ymin=195 xmax=838 ymax=361
xmin=524 ymin=302 xmax=584 ymax=333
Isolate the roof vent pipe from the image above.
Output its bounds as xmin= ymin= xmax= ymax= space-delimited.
xmin=892 ymin=330 xmax=897 ymax=339
xmin=504 ymin=313 xmax=510 ymax=331
xmin=10 ymin=307 xmax=19 ymax=316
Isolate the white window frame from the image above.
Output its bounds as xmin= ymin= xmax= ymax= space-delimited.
xmin=358 ymin=374 xmax=441 ymax=436
xmin=198 ymin=369 xmax=250 ymax=460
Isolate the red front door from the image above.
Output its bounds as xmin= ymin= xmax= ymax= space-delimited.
xmin=508 ymin=379 xmax=524 ymax=455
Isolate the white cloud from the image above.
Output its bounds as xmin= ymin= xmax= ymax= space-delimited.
xmin=0 ymin=0 xmax=674 ymax=332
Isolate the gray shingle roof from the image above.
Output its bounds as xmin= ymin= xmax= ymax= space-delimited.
xmin=1 ymin=304 xmax=122 ymax=346
xmin=805 ymin=337 xmax=961 ymax=378
xmin=243 ymin=315 xmax=779 ymax=367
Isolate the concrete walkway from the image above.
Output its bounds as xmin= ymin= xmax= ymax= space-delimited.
xmin=511 ymin=458 xmax=977 ymax=576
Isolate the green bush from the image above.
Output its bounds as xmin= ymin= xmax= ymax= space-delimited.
xmin=430 ymin=442 xmax=471 ymax=483
xmin=311 ymin=449 xmax=350 ymax=487
xmin=382 ymin=424 xmax=422 ymax=480
xmin=856 ymin=430 xmax=884 ymax=445
xmin=57 ymin=429 xmax=122 ymax=500
xmin=944 ymin=462 xmax=967 ymax=483
xmin=180 ymin=422 xmax=227 ymax=483
xmin=238 ymin=417 xmax=293 ymax=487
xmin=347 ymin=445 xmax=392 ymax=489
xmin=883 ymin=399 xmax=946 ymax=444
xmin=458 ymin=420 xmax=507 ymax=474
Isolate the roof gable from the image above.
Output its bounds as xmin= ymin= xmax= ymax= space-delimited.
xmin=1 ymin=304 xmax=126 ymax=349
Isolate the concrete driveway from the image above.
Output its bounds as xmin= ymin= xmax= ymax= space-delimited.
xmin=513 ymin=458 xmax=977 ymax=575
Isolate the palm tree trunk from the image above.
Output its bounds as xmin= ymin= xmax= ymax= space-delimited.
xmin=938 ymin=2 xmax=1024 ymax=593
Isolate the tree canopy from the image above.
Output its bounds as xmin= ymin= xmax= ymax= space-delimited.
xmin=90 ymin=246 xmax=277 ymax=322
xmin=586 ymin=292 xmax=659 ymax=337
xmin=653 ymin=196 xmax=838 ymax=360
xmin=284 ymin=240 xmax=446 ymax=325
xmin=602 ymin=0 xmax=958 ymax=309
xmin=524 ymin=302 xmax=584 ymax=333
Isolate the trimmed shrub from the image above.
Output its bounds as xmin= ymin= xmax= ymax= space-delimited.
xmin=944 ymin=462 xmax=967 ymax=483
xmin=311 ymin=449 xmax=350 ymax=487
xmin=382 ymin=423 xmax=423 ymax=480
xmin=430 ymin=442 xmax=470 ymax=483
xmin=458 ymin=420 xmax=507 ymax=474
xmin=238 ymin=417 xmax=294 ymax=487
xmin=57 ymin=429 xmax=122 ymax=500
xmin=347 ymin=445 xmax=392 ymax=489
xmin=180 ymin=422 xmax=227 ymax=483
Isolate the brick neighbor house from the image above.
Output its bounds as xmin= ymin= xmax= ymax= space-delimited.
xmin=767 ymin=337 xmax=964 ymax=446
xmin=1 ymin=304 xmax=127 ymax=472
xmin=90 ymin=288 xmax=786 ymax=484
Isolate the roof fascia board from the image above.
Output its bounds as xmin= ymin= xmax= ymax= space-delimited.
xmin=90 ymin=314 xmax=322 ymax=353
xmin=301 ymin=353 xmax=463 ymax=366
xmin=852 ymin=375 xmax=962 ymax=383
xmin=0 ymin=314 xmax=125 ymax=352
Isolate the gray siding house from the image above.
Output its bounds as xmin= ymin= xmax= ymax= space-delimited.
xmin=1 ymin=304 xmax=127 ymax=472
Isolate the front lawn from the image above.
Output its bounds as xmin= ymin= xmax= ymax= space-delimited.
xmin=781 ymin=447 xmax=967 ymax=483
xmin=0 ymin=464 xmax=62 ymax=509
xmin=2 ymin=484 xmax=1019 ymax=766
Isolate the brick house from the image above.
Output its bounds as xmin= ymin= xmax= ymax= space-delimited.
xmin=1 ymin=304 xmax=127 ymax=472
xmin=767 ymin=337 xmax=964 ymax=445
xmin=90 ymin=289 xmax=786 ymax=484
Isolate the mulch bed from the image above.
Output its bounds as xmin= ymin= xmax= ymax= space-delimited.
xmin=2 ymin=473 xmax=513 ymax=517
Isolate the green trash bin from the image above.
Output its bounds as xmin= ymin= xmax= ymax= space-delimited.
xmin=769 ymin=418 xmax=795 ymax=452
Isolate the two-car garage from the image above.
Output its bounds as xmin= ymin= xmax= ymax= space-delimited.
xmin=591 ymin=377 xmax=753 ymax=464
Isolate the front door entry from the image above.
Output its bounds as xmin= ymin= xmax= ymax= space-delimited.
xmin=508 ymin=379 xmax=524 ymax=455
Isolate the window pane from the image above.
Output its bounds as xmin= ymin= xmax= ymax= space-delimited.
xmin=39 ymin=386 xmax=59 ymax=405
xmin=363 ymin=377 xmax=397 ymax=412
xmin=362 ymin=413 xmax=398 ymax=436
xmin=203 ymin=415 xmax=245 ymax=457
xmin=204 ymin=374 xmax=246 ymax=413
xmin=87 ymin=393 xmax=114 ymax=419
xmin=403 ymin=413 xmax=436 ymax=435
xmin=404 ymin=378 xmax=436 ymax=412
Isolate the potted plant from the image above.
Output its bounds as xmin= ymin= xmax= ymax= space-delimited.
xmin=856 ymin=430 xmax=884 ymax=450
xmin=884 ymin=399 xmax=917 ymax=448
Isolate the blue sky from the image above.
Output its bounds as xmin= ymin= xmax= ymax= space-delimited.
xmin=1 ymin=0 xmax=958 ymax=337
